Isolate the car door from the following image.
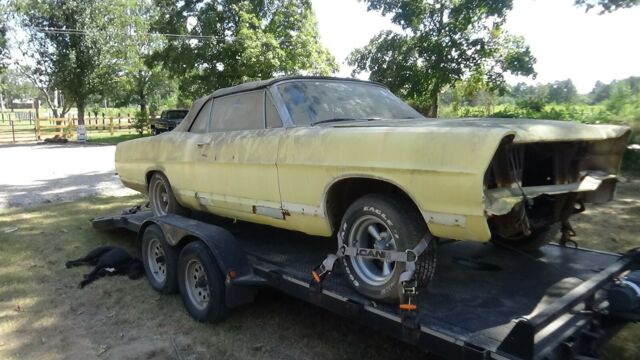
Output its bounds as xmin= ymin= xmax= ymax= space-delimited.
xmin=161 ymin=97 xmax=214 ymax=209
xmin=194 ymin=90 xmax=285 ymax=223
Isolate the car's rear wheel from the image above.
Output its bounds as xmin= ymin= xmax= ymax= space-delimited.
xmin=148 ymin=172 xmax=188 ymax=216
xmin=339 ymin=194 xmax=437 ymax=303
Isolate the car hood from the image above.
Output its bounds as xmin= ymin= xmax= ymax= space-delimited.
xmin=327 ymin=118 xmax=630 ymax=143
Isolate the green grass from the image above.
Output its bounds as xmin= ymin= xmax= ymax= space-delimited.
xmin=0 ymin=177 xmax=639 ymax=358
xmin=0 ymin=195 xmax=431 ymax=360
xmin=87 ymin=132 xmax=149 ymax=145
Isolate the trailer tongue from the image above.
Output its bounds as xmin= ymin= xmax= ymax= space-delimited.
xmin=92 ymin=209 xmax=640 ymax=360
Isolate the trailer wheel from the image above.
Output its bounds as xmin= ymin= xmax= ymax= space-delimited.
xmin=141 ymin=224 xmax=179 ymax=294
xmin=339 ymin=193 xmax=437 ymax=303
xmin=178 ymin=241 xmax=228 ymax=323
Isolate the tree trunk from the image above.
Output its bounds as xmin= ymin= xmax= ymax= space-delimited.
xmin=138 ymin=70 xmax=147 ymax=114
xmin=77 ymin=102 xmax=85 ymax=125
xmin=40 ymin=90 xmax=59 ymax=118
xmin=140 ymin=98 xmax=147 ymax=114
xmin=427 ymin=88 xmax=439 ymax=118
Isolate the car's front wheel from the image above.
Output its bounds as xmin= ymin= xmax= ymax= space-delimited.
xmin=339 ymin=194 xmax=437 ymax=303
xmin=148 ymin=172 xmax=188 ymax=217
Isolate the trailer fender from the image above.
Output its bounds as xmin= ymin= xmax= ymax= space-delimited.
xmin=137 ymin=214 xmax=255 ymax=308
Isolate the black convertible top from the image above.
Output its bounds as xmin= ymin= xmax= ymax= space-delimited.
xmin=175 ymin=76 xmax=382 ymax=132
xmin=211 ymin=75 xmax=379 ymax=98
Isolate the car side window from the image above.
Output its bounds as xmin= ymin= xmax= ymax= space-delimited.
xmin=211 ymin=91 xmax=265 ymax=132
xmin=266 ymin=93 xmax=283 ymax=128
xmin=190 ymin=99 xmax=213 ymax=133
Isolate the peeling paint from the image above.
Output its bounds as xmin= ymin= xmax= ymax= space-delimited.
xmin=115 ymin=79 xmax=631 ymax=243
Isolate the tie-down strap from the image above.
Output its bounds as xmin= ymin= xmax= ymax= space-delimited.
xmin=311 ymin=236 xmax=431 ymax=285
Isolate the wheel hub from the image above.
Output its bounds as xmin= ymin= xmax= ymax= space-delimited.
xmin=147 ymin=238 xmax=166 ymax=284
xmin=150 ymin=178 xmax=170 ymax=216
xmin=349 ymin=216 xmax=397 ymax=286
xmin=185 ymin=259 xmax=209 ymax=310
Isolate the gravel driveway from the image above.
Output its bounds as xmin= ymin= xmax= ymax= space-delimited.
xmin=0 ymin=143 xmax=137 ymax=209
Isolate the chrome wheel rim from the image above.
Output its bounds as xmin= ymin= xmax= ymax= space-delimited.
xmin=348 ymin=215 xmax=397 ymax=286
xmin=185 ymin=259 xmax=209 ymax=311
xmin=150 ymin=178 xmax=169 ymax=216
xmin=147 ymin=238 xmax=166 ymax=284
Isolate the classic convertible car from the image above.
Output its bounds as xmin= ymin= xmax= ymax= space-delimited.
xmin=116 ymin=76 xmax=630 ymax=301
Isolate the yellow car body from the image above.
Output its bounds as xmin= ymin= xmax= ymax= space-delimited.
xmin=115 ymin=77 xmax=630 ymax=243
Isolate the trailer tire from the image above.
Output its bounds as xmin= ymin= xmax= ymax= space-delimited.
xmin=339 ymin=193 xmax=437 ymax=303
xmin=178 ymin=241 xmax=228 ymax=323
xmin=141 ymin=224 xmax=179 ymax=294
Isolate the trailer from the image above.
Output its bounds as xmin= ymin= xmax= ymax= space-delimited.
xmin=91 ymin=207 xmax=640 ymax=360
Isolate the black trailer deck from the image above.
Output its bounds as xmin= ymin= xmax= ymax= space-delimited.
xmin=92 ymin=210 xmax=639 ymax=360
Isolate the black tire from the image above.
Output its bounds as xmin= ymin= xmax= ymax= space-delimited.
xmin=148 ymin=172 xmax=188 ymax=217
xmin=492 ymin=222 xmax=561 ymax=251
xmin=141 ymin=224 xmax=179 ymax=294
xmin=178 ymin=241 xmax=228 ymax=323
xmin=339 ymin=193 xmax=437 ymax=303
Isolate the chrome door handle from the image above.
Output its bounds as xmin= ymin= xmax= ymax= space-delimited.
xmin=196 ymin=142 xmax=207 ymax=147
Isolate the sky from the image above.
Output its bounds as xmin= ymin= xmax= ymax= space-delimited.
xmin=310 ymin=0 xmax=640 ymax=94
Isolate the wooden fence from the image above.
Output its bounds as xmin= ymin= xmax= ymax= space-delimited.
xmin=0 ymin=114 xmax=152 ymax=144
xmin=36 ymin=115 xmax=140 ymax=140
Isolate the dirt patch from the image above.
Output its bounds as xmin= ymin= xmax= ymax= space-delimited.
xmin=0 ymin=176 xmax=639 ymax=359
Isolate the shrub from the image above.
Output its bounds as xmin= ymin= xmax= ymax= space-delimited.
xmin=132 ymin=110 xmax=150 ymax=135
xmin=516 ymin=96 xmax=546 ymax=113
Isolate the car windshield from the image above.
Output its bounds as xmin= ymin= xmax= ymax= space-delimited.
xmin=274 ymin=80 xmax=424 ymax=126
xmin=165 ymin=110 xmax=188 ymax=120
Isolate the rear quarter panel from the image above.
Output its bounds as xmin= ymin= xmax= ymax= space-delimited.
xmin=115 ymin=132 xmax=199 ymax=207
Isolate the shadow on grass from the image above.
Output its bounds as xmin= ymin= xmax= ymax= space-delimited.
xmin=1 ymin=176 xmax=639 ymax=359
xmin=0 ymin=196 xmax=437 ymax=360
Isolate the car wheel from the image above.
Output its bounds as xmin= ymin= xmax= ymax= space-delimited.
xmin=148 ymin=172 xmax=188 ymax=216
xmin=339 ymin=193 xmax=437 ymax=303
xmin=141 ymin=224 xmax=179 ymax=294
xmin=492 ymin=222 xmax=561 ymax=251
xmin=178 ymin=241 xmax=228 ymax=323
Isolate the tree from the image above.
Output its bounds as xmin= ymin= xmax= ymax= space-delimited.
xmin=102 ymin=0 xmax=177 ymax=114
xmin=589 ymin=81 xmax=611 ymax=104
xmin=348 ymin=0 xmax=536 ymax=117
xmin=574 ymin=0 xmax=640 ymax=13
xmin=0 ymin=20 xmax=7 ymax=72
xmin=148 ymin=0 xmax=338 ymax=100
xmin=15 ymin=0 xmax=120 ymax=125
xmin=606 ymin=81 xmax=633 ymax=114
xmin=0 ymin=69 xmax=40 ymax=111
xmin=546 ymin=79 xmax=578 ymax=104
xmin=0 ymin=11 xmax=8 ymax=110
